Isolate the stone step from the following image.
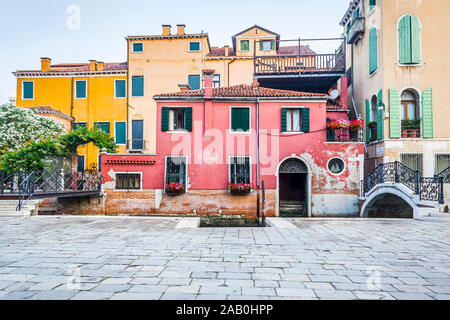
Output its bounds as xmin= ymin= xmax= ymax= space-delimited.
xmin=0 ymin=200 xmax=39 ymax=206
xmin=0 ymin=205 xmax=34 ymax=211
xmin=0 ymin=210 xmax=32 ymax=217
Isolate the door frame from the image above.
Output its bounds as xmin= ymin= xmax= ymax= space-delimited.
xmin=275 ymin=155 xmax=312 ymax=217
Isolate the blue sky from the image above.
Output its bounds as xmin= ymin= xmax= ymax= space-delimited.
xmin=0 ymin=0 xmax=349 ymax=104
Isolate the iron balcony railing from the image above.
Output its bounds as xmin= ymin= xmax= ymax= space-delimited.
xmin=347 ymin=17 xmax=365 ymax=44
xmin=127 ymin=139 xmax=147 ymax=152
xmin=361 ymin=161 xmax=444 ymax=204
xmin=435 ymin=166 xmax=450 ymax=184
xmin=327 ymin=128 xmax=364 ymax=142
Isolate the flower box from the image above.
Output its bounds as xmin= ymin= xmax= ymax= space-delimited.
xmin=165 ymin=182 xmax=185 ymax=194
xmin=401 ymin=128 xmax=421 ymax=138
xmin=227 ymin=183 xmax=253 ymax=195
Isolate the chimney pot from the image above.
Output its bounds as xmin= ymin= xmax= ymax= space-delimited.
xmin=202 ymin=69 xmax=215 ymax=97
xmin=224 ymin=45 xmax=229 ymax=57
xmin=162 ymin=25 xmax=171 ymax=36
xmin=40 ymin=57 xmax=51 ymax=72
xmin=177 ymin=24 xmax=186 ymax=36
xmin=96 ymin=61 xmax=104 ymax=71
xmin=89 ymin=60 xmax=97 ymax=71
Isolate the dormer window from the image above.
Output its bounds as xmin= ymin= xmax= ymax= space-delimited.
xmin=240 ymin=40 xmax=249 ymax=51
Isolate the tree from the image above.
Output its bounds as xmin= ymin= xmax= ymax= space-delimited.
xmin=0 ymin=104 xmax=118 ymax=172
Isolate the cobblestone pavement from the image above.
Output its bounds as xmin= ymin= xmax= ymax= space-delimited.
xmin=0 ymin=216 xmax=449 ymax=300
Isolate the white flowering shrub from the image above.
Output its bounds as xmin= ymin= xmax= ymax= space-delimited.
xmin=0 ymin=104 xmax=64 ymax=153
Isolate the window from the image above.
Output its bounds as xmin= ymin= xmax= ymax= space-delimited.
xmin=189 ymin=42 xmax=200 ymax=52
xmin=285 ymin=109 xmax=302 ymax=132
xmin=132 ymin=43 xmax=143 ymax=53
xmin=398 ymin=15 xmax=421 ymax=64
xmin=116 ymin=173 xmax=141 ymax=190
xmin=132 ymin=76 xmax=144 ymax=97
xmin=401 ymin=90 xmax=419 ymax=121
xmin=260 ymin=40 xmax=274 ymax=51
xmin=188 ymin=75 xmax=200 ymax=90
xmin=162 ymin=107 xmax=192 ymax=132
xmin=240 ymin=40 xmax=249 ymax=51
xmin=369 ymin=28 xmax=378 ymax=74
xmin=169 ymin=108 xmax=186 ymax=131
xmin=165 ymin=156 xmax=187 ymax=190
xmin=435 ymin=155 xmax=450 ymax=175
xmin=77 ymin=155 xmax=85 ymax=172
xmin=131 ymin=119 xmax=144 ymax=150
xmin=230 ymin=107 xmax=250 ymax=132
xmin=75 ymin=80 xmax=87 ymax=99
xmin=94 ymin=122 xmax=110 ymax=134
xmin=73 ymin=122 xmax=87 ymax=130
xmin=115 ymin=122 xmax=126 ymax=145
xmin=401 ymin=154 xmax=423 ymax=174
xmin=213 ymin=74 xmax=220 ymax=88
xmin=327 ymin=158 xmax=345 ymax=175
xmin=22 ymin=81 xmax=34 ymax=100
xmin=229 ymin=156 xmax=251 ymax=184
xmin=115 ymin=80 xmax=126 ymax=98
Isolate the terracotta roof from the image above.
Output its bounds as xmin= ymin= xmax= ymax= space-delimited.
xmin=16 ymin=62 xmax=127 ymax=73
xmin=278 ymin=45 xmax=316 ymax=55
xmin=207 ymin=47 xmax=236 ymax=57
xmin=154 ymin=84 xmax=327 ymax=99
xmin=126 ymin=33 xmax=208 ymax=41
xmin=105 ymin=159 xmax=156 ymax=165
xmin=31 ymin=106 xmax=74 ymax=121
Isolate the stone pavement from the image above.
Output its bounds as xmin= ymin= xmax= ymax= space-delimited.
xmin=0 ymin=216 xmax=449 ymax=300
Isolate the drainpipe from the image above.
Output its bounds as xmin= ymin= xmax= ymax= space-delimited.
xmin=227 ymin=59 xmax=236 ymax=86
xmin=126 ymin=39 xmax=130 ymax=151
xmin=70 ymin=77 xmax=74 ymax=129
xmin=256 ymin=97 xmax=260 ymax=222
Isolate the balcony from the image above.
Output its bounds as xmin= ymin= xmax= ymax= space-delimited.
xmin=127 ymin=140 xmax=147 ymax=152
xmin=327 ymin=128 xmax=364 ymax=142
xmin=347 ymin=17 xmax=365 ymax=44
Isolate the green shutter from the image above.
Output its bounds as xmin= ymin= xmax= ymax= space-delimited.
xmin=389 ymin=88 xmax=401 ymax=138
xmin=23 ymin=82 xmax=34 ymax=99
xmin=326 ymin=118 xmax=335 ymax=142
xmin=132 ymin=76 xmax=143 ymax=96
xmin=241 ymin=108 xmax=250 ymax=132
xmin=231 ymin=108 xmax=239 ymax=131
xmin=76 ymin=81 xmax=87 ymax=99
xmin=422 ymin=88 xmax=433 ymax=138
xmin=366 ymin=99 xmax=371 ymax=143
xmin=369 ymin=28 xmax=378 ymax=74
xmin=377 ymin=89 xmax=383 ymax=140
xmin=369 ymin=0 xmax=376 ymax=10
xmin=271 ymin=39 xmax=275 ymax=50
xmin=231 ymin=108 xmax=249 ymax=132
xmin=188 ymin=75 xmax=200 ymax=90
xmin=185 ymin=107 xmax=193 ymax=132
xmin=115 ymin=80 xmax=126 ymax=98
xmin=260 ymin=41 xmax=264 ymax=51
xmin=115 ymin=122 xmax=126 ymax=144
xmin=281 ymin=108 xmax=287 ymax=132
xmin=411 ymin=15 xmax=421 ymax=64
xmin=95 ymin=122 xmax=110 ymax=134
xmin=161 ymin=107 xmax=169 ymax=132
xmin=399 ymin=15 xmax=412 ymax=64
xmin=301 ymin=108 xmax=310 ymax=133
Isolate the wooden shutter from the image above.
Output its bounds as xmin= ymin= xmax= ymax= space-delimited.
xmin=399 ymin=15 xmax=412 ymax=64
xmin=301 ymin=108 xmax=310 ymax=133
xmin=377 ymin=89 xmax=383 ymax=140
xmin=281 ymin=108 xmax=287 ymax=132
xmin=185 ymin=107 xmax=193 ymax=132
xmin=366 ymin=99 xmax=371 ymax=143
xmin=422 ymin=88 xmax=433 ymax=138
xmin=161 ymin=107 xmax=169 ymax=132
xmin=411 ymin=15 xmax=421 ymax=64
xmin=326 ymin=118 xmax=335 ymax=142
xmin=115 ymin=80 xmax=126 ymax=98
xmin=369 ymin=28 xmax=378 ymax=74
xmin=260 ymin=41 xmax=264 ymax=51
xmin=115 ymin=122 xmax=126 ymax=144
xmin=271 ymin=39 xmax=275 ymax=50
xmin=76 ymin=81 xmax=86 ymax=98
xmin=389 ymin=88 xmax=401 ymax=138
xmin=241 ymin=108 xmax=250 ymax=132
xmin=23 ymin=82 xmax=34 ymax=99
xmin=132 ymin=76 xmax=143 ymax=96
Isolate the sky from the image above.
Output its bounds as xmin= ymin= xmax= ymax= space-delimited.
xmin=0 ymin=0 xmax=349 ymax=104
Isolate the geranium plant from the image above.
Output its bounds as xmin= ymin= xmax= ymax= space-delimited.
xmin=166 ymin=182 xmax=185 ymax=193
xmin=349 ymin=119 xmax=364 ymax=131
xmin=327 ymin=119 xmax=350 ymax=130
xmin=227 ymin=182 xmax=254 ymax=194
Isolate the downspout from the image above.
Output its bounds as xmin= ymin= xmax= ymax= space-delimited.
xmin=70 ymin=77 xmax=74 ymax=129
xmin=126 ymin=39 xmax=130 ymax=150
xmin=227 ymin=59 xmax=236 ymax=86
xmin=256 ymin=97 xmax=260 ymax=222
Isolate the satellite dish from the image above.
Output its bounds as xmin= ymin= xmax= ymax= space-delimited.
xmin=329 ymin=90 xmax=339 ymax=100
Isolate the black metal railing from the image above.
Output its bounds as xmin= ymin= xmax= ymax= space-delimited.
xmin=0 ymin=171 xmax=102 ymax=211
xmin=327 ymin=128 xmax=364 ymax=142
xmin=361 ymin=161 xmax=444 ymax=204
xmin=435 ymin=166 xmax=450 ymax=183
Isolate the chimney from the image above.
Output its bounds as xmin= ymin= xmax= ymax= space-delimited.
xmin=224 ymin=45 xmax=229 ymax=57
xmin=178 ymin=84 xmax=191 ymax=92
xmin=252 ymin=77 xmax=260 ymax=87
xmin=202 ymin=69 xmax=215 ymax=98
xmin=177 ymin=24 xmax=185 ymax=36
xmin=96 ymin=61 xmax=104 ymax=71
xmin=89 ymin=60 xmax=97 ymax=71
xmin=162 ymin=25 xmax=171 ymax=36
xmin=40 ymin=57 xmax=51 ymax=72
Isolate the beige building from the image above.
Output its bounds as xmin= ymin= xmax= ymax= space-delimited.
xmin=126 ymin=24 xmax=329 ymax=154
xmin=341 ymin=0 xmax=450 ymax=178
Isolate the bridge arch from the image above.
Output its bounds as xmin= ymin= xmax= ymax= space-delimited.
xmin=361 ymin=187 xmax=416 ymax=218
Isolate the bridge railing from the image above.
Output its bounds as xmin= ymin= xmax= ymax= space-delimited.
xmin=361 ymin=161 xmax=444 ymax=204
xmin=435 ymin=166 xmax=450 ymax=183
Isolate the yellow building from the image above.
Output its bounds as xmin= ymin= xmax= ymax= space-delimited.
xmin=13 ymin=58 xmax=128 ymax=170
xmin=126 ymin=24 xmax=323 ymax=154
xmin=342 ymin=0 xmax=450 ymax=177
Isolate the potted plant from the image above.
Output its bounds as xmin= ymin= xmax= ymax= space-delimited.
xmin=227 ymin=182 xmax=253 ymax=195
xmin=368 ymin=121 xmax=377 ymax=128
xmin=401 ymin=119 xmax=421 ymax=138
xmin=165 ymin=182 xmax=185 ymax=194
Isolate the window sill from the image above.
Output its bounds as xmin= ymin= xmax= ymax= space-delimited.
xmin=114 ymin=96 xmax=126 ymax=99
xmin=368 ymin=68 xmax=379 ymax=78
xmin=281 ymin=131 xmax=304 ymax=135
xmin=230 ymin=131 xmax=251 ymax=134
xmin=397 ymin=63 xmax=422 ymax=67
xmin=167 ymin=130 xmax=190 ymax=133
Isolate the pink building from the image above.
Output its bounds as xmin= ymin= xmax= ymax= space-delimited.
xmin=101 ymin=70 xmax=364 ymax=217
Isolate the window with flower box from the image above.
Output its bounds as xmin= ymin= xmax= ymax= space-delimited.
xmin=229 ymin=156 xmax=251 ymax=184
xmin=165 ymin=156 xmax=187 ymax=193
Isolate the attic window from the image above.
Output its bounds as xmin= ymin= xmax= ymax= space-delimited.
xmin=240 ymin=40 xmax=249 ymax=51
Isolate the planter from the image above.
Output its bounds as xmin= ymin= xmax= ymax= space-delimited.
xmin=349 ymin=129 xmax=359 ymax=141
xmin=229 ymin=189 xmax=251 ymax=195
xmin=165 ymin=190 xmax=184 ymax=196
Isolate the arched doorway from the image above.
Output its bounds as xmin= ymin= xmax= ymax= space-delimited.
xmin=277 ymin=157 xmax=309 ymax=217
